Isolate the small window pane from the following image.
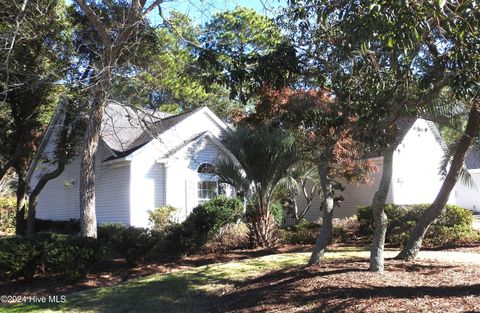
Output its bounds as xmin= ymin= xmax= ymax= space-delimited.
xmin=197 ymin=180 xmax=218 ymax=205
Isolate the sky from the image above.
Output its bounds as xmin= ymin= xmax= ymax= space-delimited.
xmin=65 ymin=0 xmax=286 ymax=26
xmin=151 ymin=0 xmax=286 ymax=26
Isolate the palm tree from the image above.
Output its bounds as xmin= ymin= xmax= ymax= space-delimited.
xmin=214 ymin=126 xmax=302 ymax=247
xmin=275 ymin=161 xmax=321 ymax=222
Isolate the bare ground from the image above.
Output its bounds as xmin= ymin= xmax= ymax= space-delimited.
xmin=215 ymin=258 xmax=480 ymax=313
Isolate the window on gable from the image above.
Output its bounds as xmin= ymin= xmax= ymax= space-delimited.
xmin=197 ymin=163 xmax=215 ymax=174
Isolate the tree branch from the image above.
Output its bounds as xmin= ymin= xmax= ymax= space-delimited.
xmin=74 ymin=0 xmax=112 ymax=46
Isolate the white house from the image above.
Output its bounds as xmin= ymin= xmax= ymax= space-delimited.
xmin=30 ymin=103 xmax=235 ymax=227
xmin=30 ymin=105 xmax=480 ymax=228
xmin=297 ymin=118 xmax=480 ymax=222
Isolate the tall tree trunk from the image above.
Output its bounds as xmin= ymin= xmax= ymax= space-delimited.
xmin=26 ymin=130 xmax=68 ymax=236
xmin=15 ymin=172 xmax=27 ymax=235
xmin=396 ymin=105 xmax=480 ymax=261
xmin=308 ymin=162 xmax=334 ymax=265
xmin=369 ymin=146 xmax=395 ymax=272
xmin=79 ymin=86 xmax=107 ymax=238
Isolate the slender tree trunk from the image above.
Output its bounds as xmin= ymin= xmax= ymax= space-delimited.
xmin=369 ymin=146 xmax=395 ymax=272
xmin=26 ymin=137 xmax=68 ymax=236
xmin=15 ymin=173 xmax=27 ymax=235
xmin=79 ymin=85 xmax=107 ymax=238
xmin=308 ymin=162 xmax=334 ymax=265
xmin=396 ymin=105 xmax=480 ymax=261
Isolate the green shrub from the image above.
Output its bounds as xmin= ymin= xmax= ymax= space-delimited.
xmin=279 ymin=219 xmax=320 ymax=245
xmin=112 ymin=227 xmax=158 ymax=267
xmin=357 ymin=204 xmax=478 ymax=247
xmin=0 ymin=236 xmax=43 ymax=281
xmin=0 ymin=233 xmax=105 ymax=282
xmin=163 ymin=197 xmax=244 ymax=257
xmin=34 ymin=218 xmax=80 ymax=234
xmin=245 ymin=201 xmax=283 ymax=225
xmin=270 ymin=202 xmax=284 ymax=225
xmin=148 ymin=206 xmax=178 ymax=233
xmin=44 ymin=236 xmax=105 ymax=281
xmin=0 ymin=197 xmax=16 ymax=234
xmin=97 ymin=223 xmax=127 ymax=251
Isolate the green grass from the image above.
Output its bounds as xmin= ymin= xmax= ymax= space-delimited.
xmin=0 ymin=248 xmax=373 ymax=313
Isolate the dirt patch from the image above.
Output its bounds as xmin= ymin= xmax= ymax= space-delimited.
xmin=216 ymin=259 xmax=480 ymax=313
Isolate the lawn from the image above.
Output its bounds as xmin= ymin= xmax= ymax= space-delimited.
xmin=2 ymin=247 xmax=479 ymax=313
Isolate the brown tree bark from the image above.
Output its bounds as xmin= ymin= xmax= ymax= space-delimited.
xmin=248 ymin=211 xmax=277 ymax=247
xmin=26 ymin=122 xmax=69 ymax=236
xmin=79 ymin=83 xmax=108 ymax=238
xmin=396 ymin=104 xmax=480 ymax=261
xmin=15 ymin=172 xmax=27 ymax=235
xmin=369 ymin=145 xmax=395 ymax=272
xmin=308 ymin=161 xmax=334 ymax=265
xmin=74 ymin=0 xmax=164 ymax=238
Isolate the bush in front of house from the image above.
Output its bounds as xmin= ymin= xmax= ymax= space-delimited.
xmin=0 ymin=233 xmax=105 ymax=282
xmin=162 ymin=196 xmax=245 ymax=257
xmin=98 ymin=224 xmax=159 ymax=267
xmin=0 ymin=236 xmax=43 ymax=281
xmin=148 ymin=205 xmax=178 ymax=233
xmin=34 ymin=218 xmax=80 ymax=234
xmin=44 ymin=235 xmax=105 ymax=281
xmin=279 ymin=216 xmax=359 ymax=245
xmin=0 ymin=197 xmax=16 ymax=234
xmin=202 ymin=222 xmax=249 ymax=253
xmin=357 ymin=204 xmax=479 ymax=247
xmin=279 ymin=219 xmax=320 ymax=245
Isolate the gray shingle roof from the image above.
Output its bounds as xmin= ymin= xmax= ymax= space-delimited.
xmin=101 ymin=103 xmax=201 ymax=160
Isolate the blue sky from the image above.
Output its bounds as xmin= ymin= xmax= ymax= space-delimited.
xmin=65 ymin=1 xmax=286 ymax=26
xmin=151 ymin=0 xmax=286 ymax=26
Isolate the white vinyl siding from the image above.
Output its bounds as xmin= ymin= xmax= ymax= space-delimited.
xmin=34 ymin=141 xmax=131 ymax=223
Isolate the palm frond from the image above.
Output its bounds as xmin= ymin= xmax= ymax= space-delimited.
xmin=439 ymin=142 xmax=477 ymax=190
xmin=214 ymin=158 xmax=251 ymax=195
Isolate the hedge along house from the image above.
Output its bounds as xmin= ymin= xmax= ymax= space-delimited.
xmin=295 ymin=118 xmax=480 ymax=223
xmin=29 ymin=103 xmax=236 ymax=227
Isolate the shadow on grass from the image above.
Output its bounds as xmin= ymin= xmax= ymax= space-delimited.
xmin=2 ymin=254 xmax=477 ymax=313
xmin=216 ymin=259 xmax=480 ymax=313
xmin=2 ymin=265 xmax=236 ymax=313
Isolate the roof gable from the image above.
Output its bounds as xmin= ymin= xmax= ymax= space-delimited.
xmin=101 ymin=104 xmax=231 ymax=161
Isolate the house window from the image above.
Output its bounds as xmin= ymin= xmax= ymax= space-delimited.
xmin=197 ymin=181 xmax=218 ymax=204
xmin=197 ymin=163 xmax=217 ymax=204
xmin=197 ymin=163 xmax=215 ymax=174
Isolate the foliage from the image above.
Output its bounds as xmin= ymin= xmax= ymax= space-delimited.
xmin=357 ymin=204 xmax=478 ymax=247
xmin=163 ymin=197 xmax=244 ymax=257
xmin=0 ymin=197 xmax=16 ymax=233
xmin=279 ymin=217 xmax=359 ymax=245
xmin=105 ymin=226 xmax=158 ymax=267
xmin=269 ymin=202 xmax=284 ymax=226
xmin=0 ymin=233 xmax=104 ymax=281
xmin=214 ymin=126 xmax=302 ymax=246
xmin=202 ymin=223 xmax=249 ymax=253
xmin=0 ymin=236 xmax=43 ymax=281
xmin=279 ymin=220 xmax=321 ymax=245
xmin=0 ymin=0 xmax=73 ymax=234
xmin=33 ymin=218 xmax=80 ymax=234
xmin=107 ymin=11 xmax=241 ymax=119
xmin=247 ymin=201 xmax=283 ymax=226
xmin=148 ymin=206 xmax=178 ymax=233
xmin=44 ymin=235 xmax=105 ymax=281
xmin=197 ymin=7 xmax=298 ymax=106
